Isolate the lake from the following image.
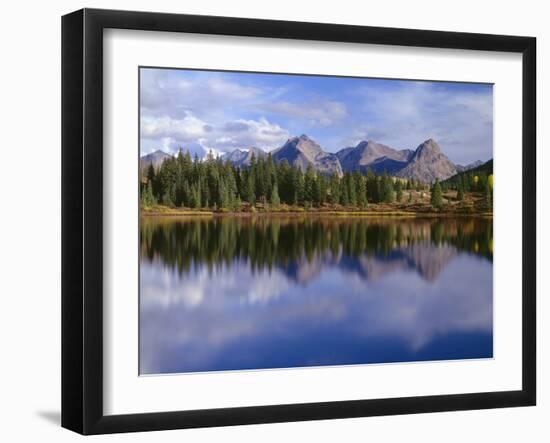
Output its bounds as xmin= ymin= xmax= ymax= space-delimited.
xmin=139 ymin=215 xmax=493 ymax=375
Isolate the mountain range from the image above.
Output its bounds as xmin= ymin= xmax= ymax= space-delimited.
xmin=141 ymin=135 xmax=487 ymax=183
xmin=279 ymin=242 xmax=459 ymax=285
xmin=337 ymin=140 xmax=413 ymax=175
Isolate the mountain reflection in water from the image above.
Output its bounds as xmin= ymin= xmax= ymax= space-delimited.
xmin=140 ymin=216 xmax=493 ymax=375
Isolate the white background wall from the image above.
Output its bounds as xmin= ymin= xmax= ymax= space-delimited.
xmin=0 ymin=0 xmax=546 ymax=441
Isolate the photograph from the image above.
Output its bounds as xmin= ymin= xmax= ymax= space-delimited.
xmin=52 ymin=4 xmax=540 ymax=436
xmin=138 ymin=67 xmax=494 ymax=375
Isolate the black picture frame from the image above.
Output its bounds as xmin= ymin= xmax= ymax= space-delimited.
xmin=62 ymin=8 xmax=536 ymax=435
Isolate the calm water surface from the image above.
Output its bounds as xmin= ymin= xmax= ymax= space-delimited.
xmin=139 ymin=216 xmax=493 ymax=374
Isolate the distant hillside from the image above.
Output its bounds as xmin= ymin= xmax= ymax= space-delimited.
xmin=443 ymin=159 xmax=493 ymax=185
xmin=222 ymin=147 xmax=266 ymax=167
xmin=456 ymin=160 xmax=484 ymax=173
xmin=337 ymin=140 xmax=412 ymax=175
xmin=140 ymin=150 xmax=172 ymax=172
xmin=469 ymin=159 xmax=493 ymax=175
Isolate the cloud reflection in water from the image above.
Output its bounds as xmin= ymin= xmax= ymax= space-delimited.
xmin=140 ymin=217 xmax=493 ymax=374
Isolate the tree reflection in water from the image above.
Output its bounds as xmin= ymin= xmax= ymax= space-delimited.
xmin=139 ymin=216 xmax=493 ymax=375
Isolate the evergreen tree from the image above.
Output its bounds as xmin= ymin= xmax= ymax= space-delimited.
xmin=329 ymin=173 xmax=341 ymax=205
xmin=169 ymin=183 xmax=177 ymax=206
xmin=381 ymin=174 xmax=395 ymax=203
xmin=265 ymin=153 xmax=275 ymax=201
xmin=141 ymin=147 xmax=490 ymax=213
xmin=246 ymin=171 xmax=256 ymax=206
xmin=431 ymin=180 xmax=443 ymax=209
xmin=255 ymin=155 xmax=267 ymax=203
xmin=141 ymin=180 xmax=156 ymax=207
xmin=162 ymin=189 xmax=173 ymax=207
xmin=457 ymin=182 xmax=464 ymax=201
xmin=294 ymin=170 xmax=305 ymax=205
xmin=366 ymin=169 xmax=378 ymax=203
xmin=357 ymin=174 xmax=368 ymax=208
xmin=395 ymin=180 xmax=403 ymax=202
xmin=181 ymin=180 xmax=190 ymax=207
xmin=271 ymin=183 xmax=281 ymax=207
xmin=218 ymin=178 xmax=229 ymax=209
xmin=340 ymin=179 xmax=349 ymax=206
xmin=278 ymin=160 xmax=292 ymax=203
xmin=312 ymin=176 xmax=323 ymax=207
xmin=234 ymin=195 xmax=242 ymax=212
xmin=146 ymin=163 xmax=157 ymax=197
xmin=304 ymin=165 xmax=316 ymax=205
xmin=195 ymin=182 xmax=203 ymax=208
xmin=348 ymin=173 xmax=358 ymax=207
xmin=462 ymin=174 xmax=470 ymax=192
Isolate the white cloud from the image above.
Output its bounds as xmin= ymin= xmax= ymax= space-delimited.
xmin=352 ymin=81 xmax=493 ymax=164
xmin=140 ymin=248 xmax=492 ymax=373
xmin=140 ymin=68 xmax=492 ymax=164
xmin=141 ymin=112 xmax=290 ymax=155
xmin=141 ymin=113 xmax=208 ymax=141
xmin=206 ymin=77 xmax=260 ymax=100
xmin=140 ymin=262 xmax=288 ymax=309
xmin=262 ymin=98 xmax=348 ymax=127
xmin=219 ymin=118 xmax=289 ymax=150
xmin=141 ymin=69 xmax=263 ymax=120
xmin=141 ymin=69 xmax=291 ymax=154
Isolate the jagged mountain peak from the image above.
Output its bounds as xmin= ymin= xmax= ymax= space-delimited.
xmin=140 ymin=149 xmax=173 ymax=172
xmin=413 ymin=139 xmax=442 ymax=157
xmin=284 ymin=134 xmax=322 ymax=152
xmin=223 ymin=146 xmax=266 ymax=167
xmin=222 ymin=135 xmax=342 ymax=176
xmin=285 ymin=134 xmax=313 ymax=143
xmin=279 ymin=134 xmax=324 ymax=159
xmin=396 ymin=138 xmax=457 ymax=183
xmin=274 ymin=135 xmax=342 ymax=176
xmin=143 ymin=149 xmax=171 ymax=158
xmin=335 ymin=137 xmax=460 ymax=182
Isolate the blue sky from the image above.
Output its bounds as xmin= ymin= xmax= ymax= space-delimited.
xmin=140 ymin=67 xmax=493 ymax=165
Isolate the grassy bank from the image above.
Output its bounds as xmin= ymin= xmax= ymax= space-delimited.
xmin=141 ymin=205 xmax=213 ymax=216
xmin=141 ymin=190 xmax=492 ymax=218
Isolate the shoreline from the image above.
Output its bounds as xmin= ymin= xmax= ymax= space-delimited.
xmin=140 ymin=208 xmax=493 ymax=218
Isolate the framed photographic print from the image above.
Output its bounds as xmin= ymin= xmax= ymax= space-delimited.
xmin=62 ymin=8 xmax=536 ymax=435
